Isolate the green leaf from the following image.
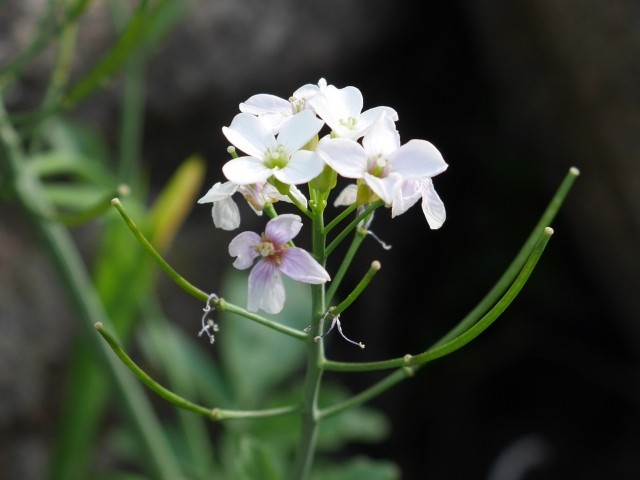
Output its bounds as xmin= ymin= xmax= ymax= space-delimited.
xmin=218 ymin=269 xmax=310 ymax=406
xmin=42 ymin=183 xmax=113 ymax=208
xmin=37 ymin=116 xmax=111 ymax=162
xmin=312 ymin=456 xmax=401 ymax=480
xmin=316 ymin=384 xmax=390 ymax=451
xmin=223 ymin=434 xmax=284 ymax=480
xmin=148 ymin=154 xmax=206 ymax=253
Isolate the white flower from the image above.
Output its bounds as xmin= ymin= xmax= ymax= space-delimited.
xmin=318 ymin=114 xmax=448 ymax=205
xmin=198 ymin=181 xmax=308 ymax=230
xmin=392 ymin=177 xmax=446 ymax=229
xmin=222 ymin=110 xmax=325 ymax=186
xmin=197 ymin=181 xmax=241 ymax=230
xmin=229 ymin=214 xmax=330 ymax=314
xmin=239 ymin=78 xmax=328 ymax=134
xmin=308 ymin=83 xmax=398 ymax=140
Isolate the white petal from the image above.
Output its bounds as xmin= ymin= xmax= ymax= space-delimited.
xmin=391 ymin=179 xmax=421 ymax=217
xmin=388 ymin=140 xmax=448 ymax=179
xmin=247 ymin=261 xmax=286 ymax=314
xmin=280 ymin=248 xmax=330 ymax=284
xmin=334 ymin=184 xmax=358 ymax=206
xmin=293 ymin=78 xmax=328 ymax=100
xmin=362 ymin=114 xmax=400 ymax=156
xmin=198 ymin=181 xmax=238 ymax=203
xmin=277 ymin=109 xmax=323 ymax=153
xmin=222 ymin=113 xmax=276 ymax=158
xmin=229 ymin=231 xmax=261 ymax=269
xmin=360 ymin=105 xmax=398 ymax=128
xmin=420 ymin=179 xmax=446 ymax=229
xmin=212 ymin=197 xmax=241 ymax=230
xmin=222 ymin=156 xmax=273 ymax=185
xmin=317 ymin=137 xmax=367 ymax=179
xmin=364 ymin=171 xmax=402 ymax=205
xmin=274 ymin=150 xmax=324 ymax=185
xmin=239 ymin=94 xmax=291 ymax=116
xmin=265 ymin=213 xmax=302 ymax=246
xmin=288 ymin=185 xmax=308 ymax=209
xmin=309 ymin=85 xmax=363 ymax=133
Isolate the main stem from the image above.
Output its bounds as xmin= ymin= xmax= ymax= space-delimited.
xmin=290 ymin=203 xmax=327 ymax=479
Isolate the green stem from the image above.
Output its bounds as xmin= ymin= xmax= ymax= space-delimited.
xmin=325 ymin=228 xmax=367 ymax=305
xmin=290 ymin=205 xmax=327 ymax=480
xmin=95 ymin=322 xmax=298 ymax=421
xmin=319 ymin=368 xmax=412 ymax=420
xmin=431 ymin=167 xmax=579 ymax=348
xmin=287 ymin=189 xmax=312 ymax=217
xmin=325 ymin=200 xmax=383 ymax=256
xmin=322 ymin=226 xmax=554 ymax=373
xmin=0 ymin=95 xmax=183 ymax=479
xmin=323 ymin=201 xmax=358 ymax=234
xmin=329 ymin=260 xmax=381 ymax=316
xmin=111 ymin=197 xmax=308 ymax=340
xmin=110 ymin=0 xmax=146 ymax=186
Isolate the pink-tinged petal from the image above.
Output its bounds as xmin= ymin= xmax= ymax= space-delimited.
xmin=239 ymin=94 xmax=291 ymax=116
xmin=277 ymin=110 xmax=323 ymax=153
xmin=229 ymin=231 xmax=261 ymax=269
xmin=222 ymin=113 xmax=276 ymax=158
xmin=198 ymin=181 xmax=238 ymax=203
xmin=388 ymin=140 xmax=448 ymax=179
xmin=317 ymin=137 xmax=368 ymax=178
xmin=247 ymin=260 xmax=286 ymax=313
xmin=212 ymin=197 xmax=241 ymax=230
xmin=274 ymin=150 xmax=324 ymax=185
xmin=279 ymin=248 xmax=331 ymax=284
xmin=265 ymin=214 xmax=302 ymax=246
xmin=362 ymin=114 xmax=400 ymax=156
xmin=364 ymin=171 xmax=403 ymax=205
xmin=222 ymin=156 xmax=273 ymax=185
xmin=420 ymin=179 xmax=446 ymax=229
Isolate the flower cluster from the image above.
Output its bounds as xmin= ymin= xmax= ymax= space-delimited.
xmin=200 ymin=78 xmax=448 ymax=314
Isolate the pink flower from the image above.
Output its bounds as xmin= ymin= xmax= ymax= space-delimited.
xmin=229 ymin=214 xmax=330 ymax=314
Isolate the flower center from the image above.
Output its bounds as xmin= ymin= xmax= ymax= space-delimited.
xmin=289 ymin=96 xmax=306 ymax=114
xmin=338 ymin=116 xmax=358 ymax=130
xmin=369 ymin=154 xmax=389 ymax=177
xmin=255 ymin=240 xmax=276 ymax=257
xmin=263 ymin=145 xmax=289 ymax=169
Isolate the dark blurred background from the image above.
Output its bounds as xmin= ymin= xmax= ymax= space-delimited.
xmin=2 ymin=1 xmax=639 ymax=479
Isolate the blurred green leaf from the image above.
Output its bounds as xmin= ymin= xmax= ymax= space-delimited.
xmin=63 ymin=0 xmax=191 ymax=109
xmin=311 ymin=456 xmax=401 ymax=480
xmin=224 ymin=434 xmax=284 ymax=480
xmin=163 ymin=323 xmax=234 ymax=406
xmin=148 ymin=154 xmax=206 ymax=253
xmin=218 ymin=268 xmax=310 ymax=406
xmin=316 ymin=383 xmax=390 ymax=451
xmin=43 ymin=183 xmax=114 ymax=209
xmin=30 ymin=151 xmax=115 ymax=187
xmin=36 ymin=116 xmax=111 ymax=162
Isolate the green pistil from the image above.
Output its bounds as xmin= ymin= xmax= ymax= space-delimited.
xmin=371 ymin=154 xmax=387 ymax=177
xmin=338 ymin=116 xmax=358 ymax=130
xmin=264 ymin=145 xmax=289 ymax=169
